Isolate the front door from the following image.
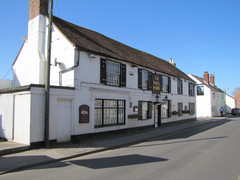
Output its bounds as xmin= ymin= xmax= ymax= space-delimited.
xmin=157 ymin=105 xmax=162 ymax=127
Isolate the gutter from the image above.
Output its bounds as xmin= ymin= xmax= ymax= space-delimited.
xmin=59 ymin=47 xmax=80 ymax=86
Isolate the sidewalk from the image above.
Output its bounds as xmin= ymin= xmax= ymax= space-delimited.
xmin=0 ymin=117 xmax=226 ymax=175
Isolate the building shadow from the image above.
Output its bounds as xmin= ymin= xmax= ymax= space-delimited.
xmin=0 ymin=155 xmax=69 ymax=174
xmin=156 ymin=118 xmax=232 ymax=141
xmin=68 ymin=154 xmax=168 ymax=169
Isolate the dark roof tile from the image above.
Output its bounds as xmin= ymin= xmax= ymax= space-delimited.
xmin=53 ymin=16 xmax=193 ymax=82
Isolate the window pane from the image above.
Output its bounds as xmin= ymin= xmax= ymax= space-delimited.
xmin=118 ymin=100 xmax=124 ymax=108
xmin=142 ymin=70 xmax=148 ymax=89
xmin=95 ymin=100 xmax=102 ymax=108
xmin=118 ymin=109 xmax=125 ymax=123
xmin=162 ymin=101 xmax=168 ymax=118
xmin=197 ymin=86 xmax=204 ymax=95
xmin=142 ymin=102 xmax=148 ymax=119
xmin=162 ymin=76 xmax=168 ymax=92
xmin=94 ymin=109 xmax=102 ymax=126
xmin=104 ymin=109 xmax=117 ymax=124
xmin=104 ymin=100 xmax=117 ymax=107
xmin=106 ymin=61 xmax=120 ymax=86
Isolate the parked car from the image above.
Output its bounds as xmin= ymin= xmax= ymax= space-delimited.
xmin=231 ymin=108 xmax=240 ymax=116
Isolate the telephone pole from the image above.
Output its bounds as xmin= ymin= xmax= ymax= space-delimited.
xmin=44 ymin=0 xmax=53 ymax=148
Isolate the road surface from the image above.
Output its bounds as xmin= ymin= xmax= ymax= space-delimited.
xmin=1 ymin=117 xmax=240 ymax=180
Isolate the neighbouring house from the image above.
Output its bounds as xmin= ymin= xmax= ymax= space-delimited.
xmin=189 ymin=72 xmax=235 ymax=117
xmin=233 ymin=89 xmax=240 ymax=108
xmin=0 ymin=0 xmax=196 ymax=145
xmin=0 ymin=80 xmax=12 ymax=89
xmin=225 ymin=94 xmax=236 ymax=114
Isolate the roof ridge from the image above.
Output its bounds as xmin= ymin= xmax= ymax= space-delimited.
xmin=53 ymin=16 xmax=194 ymax=82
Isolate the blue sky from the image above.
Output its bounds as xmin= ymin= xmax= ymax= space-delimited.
xmin=0 ymin=0 xmax=239 ymax=95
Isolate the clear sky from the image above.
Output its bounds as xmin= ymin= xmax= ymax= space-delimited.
xmin=0 ymin=0 xmax=239 ymax=95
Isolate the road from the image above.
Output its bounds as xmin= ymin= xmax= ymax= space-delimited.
xmin=1 ymin=117 xmax=240 ymax=180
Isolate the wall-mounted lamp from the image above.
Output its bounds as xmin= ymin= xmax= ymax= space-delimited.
xmin=154 ymin=95 xmax=159 ymax=104
xmin=164 ymin=95 xmax=168 ymax=101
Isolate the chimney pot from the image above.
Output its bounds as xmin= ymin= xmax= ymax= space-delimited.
xmin=204 ymin=71 xmax=209 ymax=84
xmin=210 ymin=74 xmax=215 ymax=86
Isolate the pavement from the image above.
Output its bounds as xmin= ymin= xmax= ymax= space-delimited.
xmin=0 ymin=117 xmax=228 ymax=175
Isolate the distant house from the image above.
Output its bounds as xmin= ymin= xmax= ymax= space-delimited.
xmin=0 ymin=0 xmax=196 ymax=145
xmin=0 ymin=80 xmax=12 ymax=89
xmin=189 ymin=72 xmax=235 ymax=117
xmin=225 ymin=94 xmax=236 ymax=114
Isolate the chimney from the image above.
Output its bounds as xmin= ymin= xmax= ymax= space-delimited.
xmin=210 ymin=74 xmax=215 ymax=86
xmin=204 ymin=71 xmax=209 ymax=84
xmin=169 ymin=58 xmax=176 ymax=67
xmin=29 ymin=0 xmax=48 ymax=20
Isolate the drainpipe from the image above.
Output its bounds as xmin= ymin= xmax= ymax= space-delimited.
xmin=44 ymin=0 xmax=53 ymax=148
xmin=59 ymin=47 xmax=80 ymax=86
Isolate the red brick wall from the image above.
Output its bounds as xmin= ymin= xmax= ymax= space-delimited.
xmin=29 ymin=0 xmax=48 ymax=20
xmin=234 ymin=89 xmax=240 ymax=108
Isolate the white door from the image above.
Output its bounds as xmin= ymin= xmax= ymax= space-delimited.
xmin=56 ymin=99 xmax=72 ymax=143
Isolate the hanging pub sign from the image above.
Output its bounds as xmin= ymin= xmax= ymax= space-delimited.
xmin=79 ymin=105 xmax=89 ymax=123
xmin=152 ymin=74 xmax=161 ymax=94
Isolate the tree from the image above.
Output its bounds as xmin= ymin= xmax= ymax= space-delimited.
xmin=233 ymin=88 xmax=240 ymax=108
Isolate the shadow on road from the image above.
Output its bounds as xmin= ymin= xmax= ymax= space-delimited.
xmin=69 ymin=154 xmax=168 ymax=169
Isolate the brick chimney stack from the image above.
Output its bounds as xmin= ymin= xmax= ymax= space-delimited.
xmin=204 ymin=71 xmax=209 ymax=84
xmin=210 ymin=74 xmax=215 ymax=86
xmin=29 ymin=0 xmax=48 ymax=20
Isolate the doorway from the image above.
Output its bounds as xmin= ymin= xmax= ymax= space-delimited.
xmin=56 ymin=99 xmax=73 ymax=143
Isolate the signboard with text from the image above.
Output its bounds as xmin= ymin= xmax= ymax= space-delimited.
xmin=79 ymin=105 xmax=89 ymax=123
xmin=152 ymin=74 xmax=161 ymax=94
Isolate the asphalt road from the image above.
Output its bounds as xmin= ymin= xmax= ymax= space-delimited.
xmin=1 ymin=117 xmax=240 ymax=180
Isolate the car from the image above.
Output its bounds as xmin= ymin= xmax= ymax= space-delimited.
xmin=231 ymin=108 xmax=240 ymax=116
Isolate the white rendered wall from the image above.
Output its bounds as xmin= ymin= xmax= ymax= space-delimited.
xmin=0 ymin=94 xmax=14 ymax=140
xmin=13 ymin=15 xmax=47 ymax=86
xmin=226 ymin=94 xmax=236 ymax=113
xmin=50 ymin=25 xmax=76 ymax=87
xmin=14 ymin=93 xmax=31 ymax=144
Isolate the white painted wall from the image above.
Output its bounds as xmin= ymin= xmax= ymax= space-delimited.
xmin=14 ymin=93 xmax=31 ymax=144
xmin=13 ymin=15 xmax=48 ymax=86
xmin=0 ymin=80 xmax=12 ymax=89
xmin=50 ymin=25 xmax=76 ymax=87
xmin=226 ymin=94 xmax=236 ymax=113
xmin=0 ymin=94 xmax=14 ymax=140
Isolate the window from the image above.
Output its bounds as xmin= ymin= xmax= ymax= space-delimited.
xmin=138 ymin=101 xmax=152 ymax=120
xmin=138 ymin=69 xmax=153 ymax=90
xmin=189 ymin=83 xmax=195 ymax=96
xmin=162 ymin=76 xmax=171 ymax=93
xmin=197 ymin=85 xmax=204 ymax=95
xmin=94 ymin=99 xmax=125 ymax=127
xmin=189 ymin=102 xmax=195 ymax=115
xmin=177 ymin=79 xmax=183 ymax=94
xmin=100 ymin=59 xmax=126 ymax=87
xmin=162 ymin=100 xmax=172 ymax=119
xmin=178 ymin=102 xmax=183 ymax=116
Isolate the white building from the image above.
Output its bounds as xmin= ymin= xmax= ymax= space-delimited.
xmin=225 ymin=94 xmax=236 ymax=114
xmin=0 ymin=80 xmax=12 ymax=89
xmin=0 ymin=0 xmax=196 ymax=145
xmin=188 ymin=72 xmax=233 ymax=117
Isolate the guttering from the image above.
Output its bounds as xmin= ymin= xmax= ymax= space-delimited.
xmin=59 ymin=47 xmax=80 ymax=86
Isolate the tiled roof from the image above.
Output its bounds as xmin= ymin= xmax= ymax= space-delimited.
xmin=53 ymin=16 xmax=193 ymax=82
